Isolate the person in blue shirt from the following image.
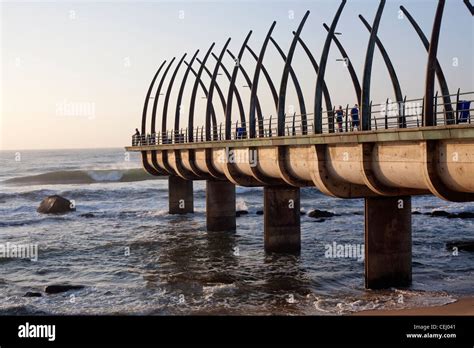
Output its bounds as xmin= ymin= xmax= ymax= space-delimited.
xmin=351 ymin=104 xmax=359 ymax=131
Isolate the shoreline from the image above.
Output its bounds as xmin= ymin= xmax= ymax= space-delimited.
xmin=354 ymin=297 xmax=474 ymax=316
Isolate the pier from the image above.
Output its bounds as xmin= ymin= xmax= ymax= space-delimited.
xmin=126 ymin=0 xmax=474 ymax=289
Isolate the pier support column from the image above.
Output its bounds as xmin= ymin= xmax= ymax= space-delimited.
xmin=168 ymin=176 xmax=193 ymax=214
xmin=206 ymin=180 xmax=236 ymax=232
xmin=264 ymin=186 xmax=301 ymax=253
xmin=365 ymin=196 xmax=412 ymax=289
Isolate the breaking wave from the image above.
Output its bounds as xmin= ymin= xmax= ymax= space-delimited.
xmin=3 ymin=169 xmax=164 ymax=186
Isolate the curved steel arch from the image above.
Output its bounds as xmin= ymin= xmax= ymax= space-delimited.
xmin=174 ymin=50 xmax=199 ymax=132
xmin=314 ymin=0 xmax=347 ymax=134
xmin=205 ymin=38 xmax=231 ymax=141
xmin=361 ymin=0 xmax=386 ymax=131
xmin=183 ymin=61 xmax=217 ymax=129
xmin=226 ymin=49 xmax=264 ymax=136
xmin=464 ymin=0 xmax=474 ymax=15
xmin=141 ymin=60 xmax=166 ymax=135
xmin=294 ymin=33 xmax=333 ymax=130
xmin=269 ymin=36 xmax=307 ymax=134
xmin=322 ymin=23 xmax=361 ymax=104
xmin=399 ymin=6 xmax=453 ymax=124
xmin=424 ymin=0 xmax=445 ymax=126
xmin=277 ymin=10 xmax=310 ymax=136
xmin=196 ymin=57 xmax=227 ymax=114
xmin=245 ymin=44 xmax=278 ymax=108
xmin=151 ymin=58 xmax=175 ymax=135
xmin=140 ymin=60 xmax=167 ymax=176
xmin=162 ymin=53 xmax=187 ymax=142
xmin=359 ymin=14 xmax=404 ymax=127
xmin=188 ymin=43 xmax=215 ymax=142
xmin=249 ymin=21 xmax=276 ymax=138
xmin=210 ymin=52 xmax=246 ymax=133
xmin=225 ymin=31 xmax=252 ymax=139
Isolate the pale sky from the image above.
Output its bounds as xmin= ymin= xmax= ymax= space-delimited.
xmin=1 ymin=0 xmax=473 ymax=150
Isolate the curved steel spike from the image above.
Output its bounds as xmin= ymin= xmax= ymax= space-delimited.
xmin=162 ymin=53 xmax=187 ymax=141
xmin=464 ymin=0 xmax=474 ymax=15
xmin=322 ymin=23 xmax=361 ymax=103
xmin=183 ymin=61 xmax=217 ymax=126
xmin=141 ymin=60 xmax=167 ymax=135
xmin=225 ymin=31 xmax=252 ymax=139
xmin=294 ymin=33 xmax=333 ymax=128
xmin=140 ymin=60 xmax=167 ymax=176
xmin=399 ymin=6 xmax=453 ymax=124
xmin=359 ymin=14 xmax=404 ymax=127
xmin=196 ymin=57 xmax=227 ymax=114
xmin=206 ymin=38 xmax=231 ymax=141
xmin=269 ymin=36 xmax=307 ymax=134
xmin=249 ymin=21 xmax=276 ymax=138
xmin=361 ymin=0 xmax=386 ymax=131
xmin=189 ymin=43 xmax=215 ymax=142
xmin=226 ymin=49 xmax=264 ymax=136
xmin=314 ymin=0 xmax=347 ymax=133
xmin=424 ymin=0 xmax=445 ymax=127
xmin=210 ymin=52 xmax=245 ymax=132
xmin=277 ymin=10 xmax=310 ymax=136
xmin=174 ymin=50 xmax=199 ymax=132
xmin=245 ymin=44 xmax=278 ymax=107
xmin=151 ymin=58 xmax=176 ymax=135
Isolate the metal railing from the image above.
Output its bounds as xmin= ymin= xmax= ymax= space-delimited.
xmin=131 ymin=91 xmax=473 ymax=146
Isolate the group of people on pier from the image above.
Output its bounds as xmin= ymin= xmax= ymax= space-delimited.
xmin=335 ymin=104 xmax=360 ymax=132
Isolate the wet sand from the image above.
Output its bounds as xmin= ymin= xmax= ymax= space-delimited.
xmin=354 ymin=297 xmax=474 ymax=316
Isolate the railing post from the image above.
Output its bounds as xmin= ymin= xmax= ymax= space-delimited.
xmin=402 ymin=96 xmax=407 ymax=128
xmin=456 ymin=88 xmax=460 ymax=124
xmin=434 ymin=91 xmax=438 ymax=126
xmin=384 ymin=98 xmax=389 ymax=129
xmin=369 ymin=101 xmax=373 ymax=130
xmin=345 ymin=104 xmax=349 ymax=132
xmin=269 ymin=115 xmax=273 ymax=137
xmin=329 ymin=106 xmax=336 ymax=133
xmin=373 ymin=101 xmax=378 ymax=130
xmin=302 ymin=113 xmax=307 ymax=135
xmin=292 ymin=113 xmax=296 ymax=136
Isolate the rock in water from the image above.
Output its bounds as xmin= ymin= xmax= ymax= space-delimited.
xmin=37 ymin=195 xmax=75 ymax=214
xmin=79 ymin=213 xmax=95 ymax=218
xmin=44 ymin=284 xmax=85 ymax=294
xmin=429 ymin=210 xmax=451 ymax=217
xmin=24 ymin=292 xmax=42 ymax=298
xmin=308 ymin=209 xmax=336 ymax=218
xmin=455 ymin=212 xmax=474 ymax=219
xmin=236 ymin=210 xmax=249 ymax=217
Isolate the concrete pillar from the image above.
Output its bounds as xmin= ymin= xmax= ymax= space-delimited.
xmin=168 ymin=176 xmax=193 ymax=214
xmin=264 ymin=186 xmax=301 ymax=253
xmin=365 ymin=196 xmax=412 ymax=289
xmin=206 ymin=180 xmax=236 ymax=232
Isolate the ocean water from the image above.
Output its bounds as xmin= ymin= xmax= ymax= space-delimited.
xmin=0 ymin=148 xmax=473 ymax=315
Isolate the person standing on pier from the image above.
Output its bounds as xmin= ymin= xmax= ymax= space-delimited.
xmin=351 ymin=104 xmax=359 ymax=131
xmin=336 ymin=106 xmax=344 ymax=132
xmin=133 ymin=128 xmax=141 ymax=146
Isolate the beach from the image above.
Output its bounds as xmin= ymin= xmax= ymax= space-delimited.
xmin=355 ymin=297 xmax=474 ymax=316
